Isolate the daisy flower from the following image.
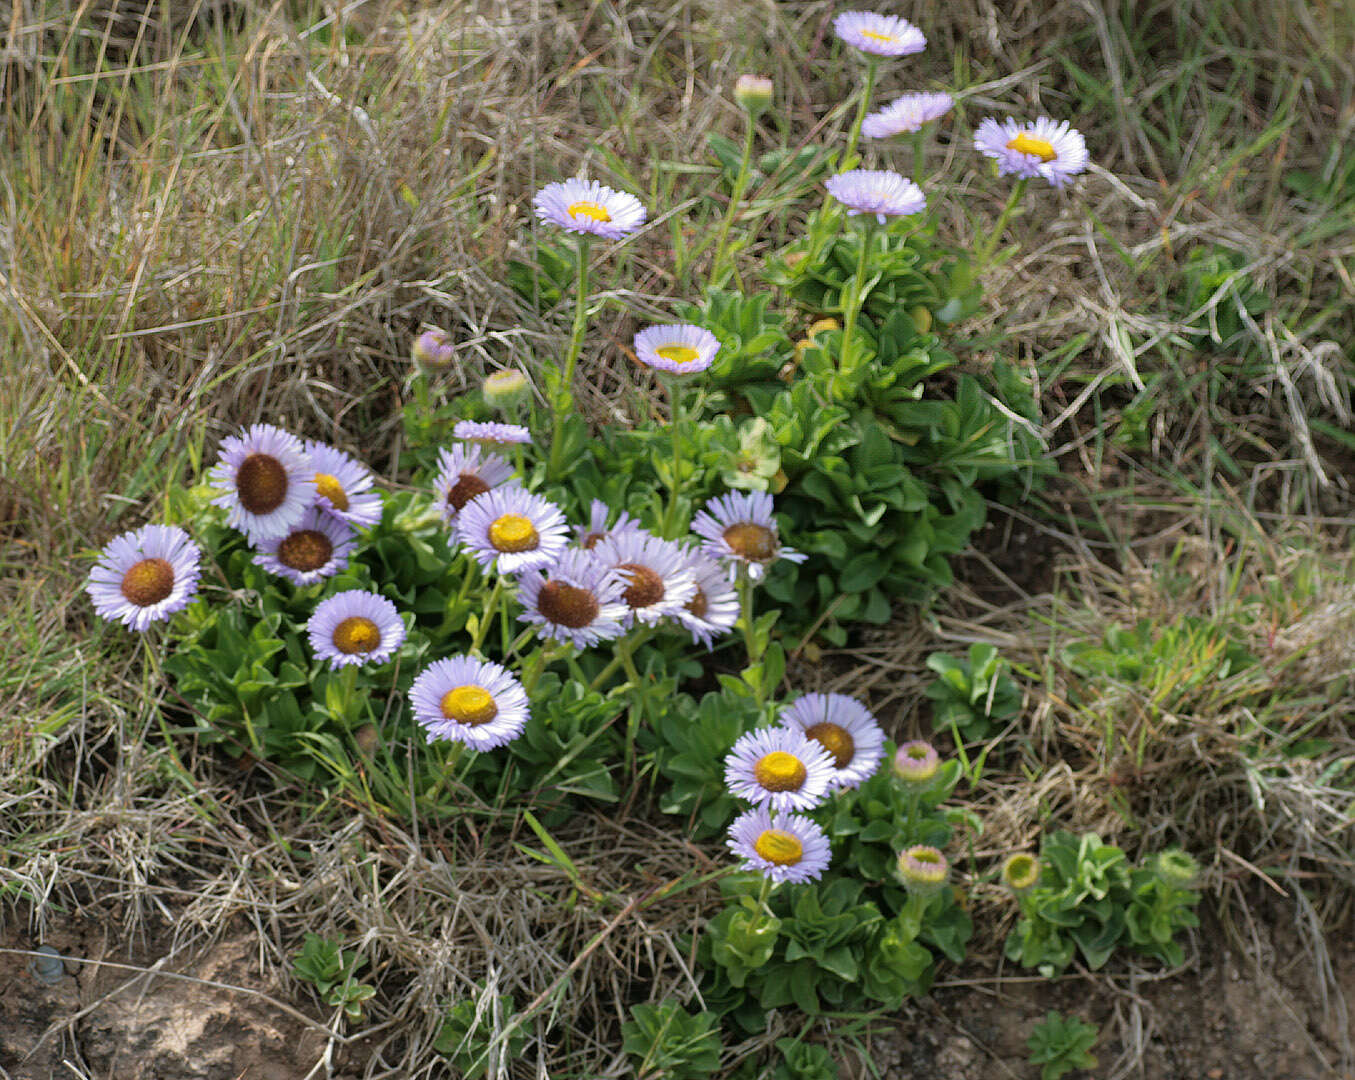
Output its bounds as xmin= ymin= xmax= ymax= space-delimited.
xmin=691 ymin=490 xmax=805 ymax=581
xmin=825 ymin=169 xmax=926 ymax=224
xmin=633 ymin=324 xmax=721 ymax=376
xmin=455 ymin=485 xmax=569 ymax=575
xmin=588 ymin=530 xmax=696 ymax=627
xmin=516 ymin=548 xmax=629 ymax=649
xmin=453 ymin=420 xmax=532 ymax=446
xmin=671 ymin=547 xmax=739 ymax=649
xmin=892 ymin=740 xmax=941 ymax=786
xmin=533 ymin=179 xmax=647 ymax=241
xmin=726 ymin=806 xmax=832 ymax=885
xmin=896 ymin=845 xmax=949 ymax=895
xmin=862 ymin=91 xmax=954 ymax=139
xmin=973 ymin=116 xmax=1089 ymax=189
xmin=833 ymin=11 xmax=926 ymax=57
xmin=305 ymin=440 xmax=383 ymax=529
xmin=575 ymin=499 xmax=643 ymax=551
xmin=434 ymin=444 xmax=515 ymax=526
xmin=209 ymin=424 xmax=315 ymax=541
xmin=86 ymin=524 xmax=202 ymax=631
xmin=408 ymin=656 xmax=530 ymax=752
xmin=307 ymin=590 xmax=405 ymax=669
xmin=778 ymin=693 xmax=885 ymax=791
xmin=251 ymin=507 xmax=356 ymax=587
xmin=724 ymin=726 xmax=836 ymax=813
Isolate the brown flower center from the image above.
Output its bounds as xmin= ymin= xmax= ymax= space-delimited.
xmin=314 ymin=472 xmax=349 ymax=512
xmin=276 ymin=530 xmax=333 ymax=573
xmin=753 ymin=829 xmax=804 ymax=866
xmin=686 ymin=587 xmax=708 ymax=619
xmin=236 ymin=453 xmax=289 ymax=515
xmin=616 ymin=563 xmax=664 ymax=609
xmin=332 ymin=616 xmax=380 ymax=654
xmin=440 ymin=685 xmax=498 ymax=726
xmin=447 ymin=473 xmax=491 ymax=512
xmin=488 ymin=513 xmax=539 ymax=553
xmin=581 ymin=532 xmax=604 ymax=550
xmin=723 ymin=522 xmax=776 ymax=561
xmin=120 ymin=557 xmax=175 ymax=607
xmin=804 ymin=722 xmax=855 ymax=769
xmin=536 ymin=581 xmax=600 ymax=628
xmin=753 ymin=751 xmax=807 ymax=792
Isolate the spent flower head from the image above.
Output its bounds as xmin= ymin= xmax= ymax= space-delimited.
xmin=691 ymin=490 xmax=805 ymax=581
xmin=210 ymin=424 xmax=315 ymax=541
xmin=516 ymin=548 xmax=629 ymax=649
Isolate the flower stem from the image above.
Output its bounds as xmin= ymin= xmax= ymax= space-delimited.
xmin=737 ymin=570 xmax=767 ymax=711
xmin=660 ymin=376 xmax=685 ymax=539
xmin=588 ymin=625 xmax=651 ymax=693
xmin=911 ymin=128 xmax=926 ymax=183
xmin=470 ymin=574 xmax=504 ymax=657
xmin=842 ymin=57 xmax=878 ymax=168
xmin=837 ymin=215 xmax=875 ymax=392
xmin=547 ymin=235 xmax=591 ymax=479
xmin=709 ymin=113 xmax=757 ymax=288
xmin=975 ymin=178 xmax=1029 ymax=270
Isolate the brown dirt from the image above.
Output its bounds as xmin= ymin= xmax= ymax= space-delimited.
xmin=0 ymin=919 xmax=334 ymax=1080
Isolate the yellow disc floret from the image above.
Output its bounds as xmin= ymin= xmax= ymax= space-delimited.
xmin=314 ymin=472 xmax=349 ymax=512
xmin=332 ymin=616 xmax=381 ymax=654
xmin=567 ymin=200 xmax=612 ymax=223
xmin=656 ymin=344 xmax=700 ymax=365
xmin=753 ymin=751 xmax=808 ymax=792
xmin=488 ymin=513 xmax=540 ymax=553
xmin=440 ymin=685 xmax=498 ymax=726
xmin=1005 ymin=132 xmax=1057 ymax=162
xmin=753 ymin=828 xmax=804 ymax=866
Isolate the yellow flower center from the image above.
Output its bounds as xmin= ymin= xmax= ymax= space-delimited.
xmin=1006 ymin=132 xmax=1057 ymax=162
xmin=276 ymin=530 xmax=333 ymax=572
xmin=656 ymin=344 xmax=700 ymax=365
xmin=488 ymin=513 xmax=540 ymax=553
xmin=236 ymin=453 xmax=288 ymax=515
xmin=804 ymin=722 xmax=855 ymax=769
xmin=332 ymin=616 xmax=381 ymax=655
xmin=536 ymin=581 xmax=600 ymax=628
xmin=723 ymin=522 xmax=777 ymax=561
xmin=860 ymin=29 xmax=898 ymax=43
xmin=440 ymin=685 xmax=498 ymax=726
xmin=753 ymin=751 xmax=807 ymax=792
xmin=753 ymin=828 xmax=804 ymax=866
xmin=314 ymin=472 xmax=349 ymax=512
xmin=567 ymin=200 xmax=612 ymax=223
xmin=120 ymin=557 xmax=175 ymax=607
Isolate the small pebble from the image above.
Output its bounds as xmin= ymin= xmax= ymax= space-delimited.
xmin=29 ymin=945 xmax=65 ymax=985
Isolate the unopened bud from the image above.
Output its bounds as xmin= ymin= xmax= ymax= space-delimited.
xmin=897 ymin=845 xmax=949 ymax=895
xmin=734 ymin=75 xmax=773 ymax=118
xmin=892 ymin=740 xmax=940 ymax=786
xmin=1001 ymin=852 xmax=1040 ymax=894
xmin=482 ymin=368 xmax=530 ymax=413
xmin=412 ymin=328 xmax=455 ymax=368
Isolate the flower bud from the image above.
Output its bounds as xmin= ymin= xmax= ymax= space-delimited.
xmin=1001 ymin=852 xmax=1040 ymax=894
xmin=412 ymin=328 xmax=455 ymax=369
xmin=734 ymin=75 xmax=773 ymax=118
xmin=896 ymin=845 xmax=949 ymax=895
xmin=1154 ymin=849 xmax=1200 ymax=889
xmin=482 ymin=368 xmax=530 ymax=413
xmin=892 ymin=740 xmax=940 ymax=786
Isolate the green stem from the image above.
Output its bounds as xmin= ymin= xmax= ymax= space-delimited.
xmin=975 ymin=178 xmax=1029 ymax=270
xmin=709 ymin=113 xmax=757 ymax=288
xmin=588 ymin=626 xmax=651 ymax=693
xmin=737 ymin=571 xmax=767 ymax=711
xmin=911 ymin=128 xmax=926 ymax=184
xmin=470 ymin=574 xmax=505 ymax=656
xmin=837 ymin=215 xmax=875 ymax=392
xmin=547 ymin=236 xmax=590 ymax=480
xmin=842 ymin=57 xmax=878 ymax=168
xmin=619 ymin=640 xmax=644 ymax=777
xmin=423 ymin=743 xmax=466 ymax=808
xmin=660 ymin=377 xmax=685 ymax=538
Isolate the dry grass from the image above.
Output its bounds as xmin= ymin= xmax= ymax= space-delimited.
xmin=2 ymin=0 xmax=1353 ymax=1076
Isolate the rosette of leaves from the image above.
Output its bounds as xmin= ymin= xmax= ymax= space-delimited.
xmin=924 ymin=644 xmax=1023 ymax=744
xmin=291 ymin=934 xmax=375 ymax=1023
xmin=1027 ymin=1011 xmax=1099 ymax=1080
xmin=622 ymin=1002 xmax=722 ymax=1080
xmin=1004 ymin=832 xmax=1202 ymax=975
xmin=434 ymin=985 xmax=527 ymax=1078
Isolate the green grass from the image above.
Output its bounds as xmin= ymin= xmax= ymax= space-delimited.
xmin=2 ymin=0 xmax=1352 ymax=1076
